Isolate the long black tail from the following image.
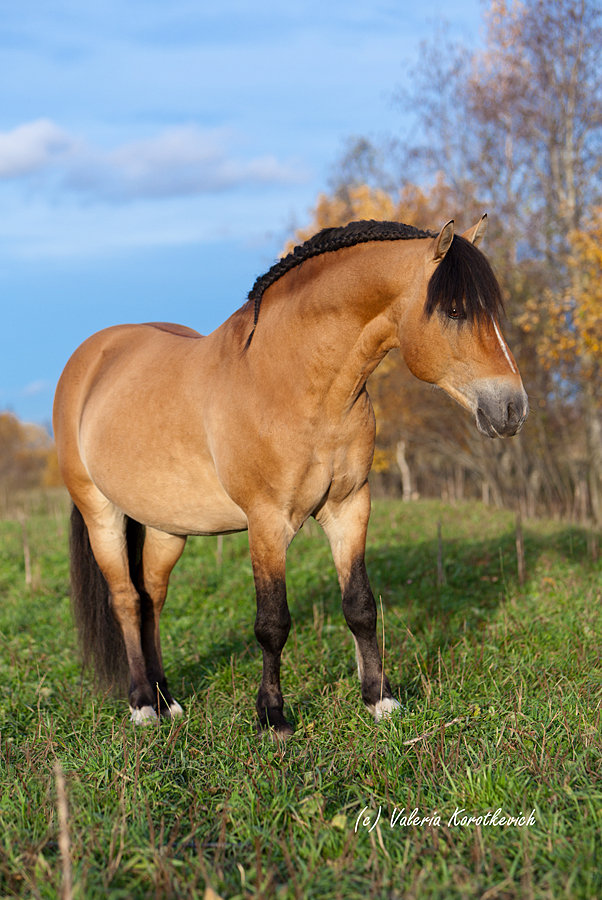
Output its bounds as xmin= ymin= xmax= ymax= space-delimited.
xmin=69 ymin=504 xmax=144 ymax=694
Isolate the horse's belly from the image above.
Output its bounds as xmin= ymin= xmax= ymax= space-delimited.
xmin=93 ymin=462 xmax=248 ymax=536
xmin=80 ymin=426 xmax=248 ymax=535
xmin=134 ymin=480 xmax=248 ymax=536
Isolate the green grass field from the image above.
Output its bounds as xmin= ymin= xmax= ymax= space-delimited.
xmin=0 ymin=497 xmax=600 ymax=899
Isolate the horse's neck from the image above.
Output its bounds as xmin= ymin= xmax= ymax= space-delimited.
xmin=253 ymin=241 xmax=418 ymax=409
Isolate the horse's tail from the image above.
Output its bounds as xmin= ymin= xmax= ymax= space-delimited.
xmin=69 ymin=504 xmax=144 ymax=693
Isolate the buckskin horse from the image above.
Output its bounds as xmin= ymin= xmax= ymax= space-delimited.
xmin=53 ymin=215 xmax=528 ymax=736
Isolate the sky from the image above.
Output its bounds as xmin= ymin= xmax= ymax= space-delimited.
xmin=1 ymin=0 xmax=483 ymax=426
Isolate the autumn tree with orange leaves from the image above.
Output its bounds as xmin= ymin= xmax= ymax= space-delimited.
xmin=291 ymin=0 xmax=602 ymax=522
xmin=0 ymin=412 xmax=60 ymax=508
xmin=518 ymin=213 xmax=602 ymax=519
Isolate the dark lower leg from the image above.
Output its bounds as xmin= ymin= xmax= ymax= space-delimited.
xmin=138 ymin=591 xmax=174 ymax=712
xmin=342 ymin=557 xmax=393 ymax=708
xmin=110 ymin=589 xmax=157 ymax=711
xmin=254 ymin=576 xmax=293 ymax=735
xmin=137 ymin=529 xmax=186 ymax=715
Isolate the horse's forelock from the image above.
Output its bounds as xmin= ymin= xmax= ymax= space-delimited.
xmin=425 ymin=235 xmax=504 ymax=324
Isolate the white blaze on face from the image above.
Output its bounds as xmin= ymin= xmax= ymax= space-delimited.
xmin=491 ymin=316 xmax=517 ymax=374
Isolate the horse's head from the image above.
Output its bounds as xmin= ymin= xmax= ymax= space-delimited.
xmin=398 ymin=216 xmax=528 ymax=438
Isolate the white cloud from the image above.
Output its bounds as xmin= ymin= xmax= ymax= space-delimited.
xmin=21 ymin=379 xmax=51 ymax=397
xmin=0 ymin=120 xmax=307 ymax=202
xmin=0 ymin=119 xmax=75 ymax=178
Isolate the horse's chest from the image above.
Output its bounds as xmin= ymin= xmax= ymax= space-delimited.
xmin=310 ymin=408 xmax=375 ymax=493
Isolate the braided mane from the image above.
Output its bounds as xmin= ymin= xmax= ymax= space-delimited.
xmin=246 ymin=220 xmax=436 ymax=342
xmin=244 ymin=219 xmax=504 ymax=347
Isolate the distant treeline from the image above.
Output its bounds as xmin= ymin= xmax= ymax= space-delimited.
xmin=0 ymin=412 xmax=61 ymax=507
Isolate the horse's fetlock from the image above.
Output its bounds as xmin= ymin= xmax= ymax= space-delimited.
xmin=129 ymin=683 xmax=156 ymax=711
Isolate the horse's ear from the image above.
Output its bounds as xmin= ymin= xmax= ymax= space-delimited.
xmin=462 ymin=214 xmax=487 ymax=246
xmin=434 ymin=220 xmax=454 ymax=260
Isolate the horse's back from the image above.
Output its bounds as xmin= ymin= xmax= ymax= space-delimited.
xmin=54 ymin=323 xmax=205 ymax=425
xmin=145 ymin=321 xmax=204 ymax=339
xmin=53 ymin=322 xmax=202 ymax=474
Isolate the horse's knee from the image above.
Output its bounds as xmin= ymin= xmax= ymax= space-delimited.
xmin=342 ymin=559 xmax=377 ymax=637
xmin=254 ymin=600 xmax=291 ymax=653
xmin=343 ymin=594 xmax=376 ymax=637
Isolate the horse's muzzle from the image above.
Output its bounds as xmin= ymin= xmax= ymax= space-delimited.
xmin=476 ymin=388 xmax=529 ymax=438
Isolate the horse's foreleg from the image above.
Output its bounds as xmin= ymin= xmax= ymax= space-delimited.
xmin=248 ymin=520 xmax=293 ymax=737
xmin=139 ymin=527 xmax=187 ymax=718
xmin=316 ymin=484 xmax=400 ymax=721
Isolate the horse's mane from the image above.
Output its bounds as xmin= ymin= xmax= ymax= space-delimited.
xmin=247 ymin=220 xmax=435 ymax=337
xmin=245 ymin=219 xmax=503 ymax=345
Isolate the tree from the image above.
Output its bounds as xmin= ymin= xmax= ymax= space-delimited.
xmin=394 ymin=0 xmax=602 ymax=520
xmin=288 ymin=0 xmax=602 ymax=521
xmin=519 ymin=213 xmax=602 ymax=520
xmin=0 ymin=412 xmax=60 ymax=503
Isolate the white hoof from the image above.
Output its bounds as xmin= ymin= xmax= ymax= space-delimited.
xmin=130 ymin=705 xmax=159 ymax=726
xmin=167 ymin=700 xmax=184 ymax=718
xmin=369 ymin=698 xmax=402 ymax=722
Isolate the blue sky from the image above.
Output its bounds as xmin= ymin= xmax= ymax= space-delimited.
xmin=1 ymin=1 xmax=482 ymax=425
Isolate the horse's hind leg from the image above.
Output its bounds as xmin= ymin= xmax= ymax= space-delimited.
xmin=137 ymin=527 xmax=187 ymax=718
xmin=316 ymin=484 xmax=400 ymax=721
xmin=76 ymin=493 xmax=159 ymax=723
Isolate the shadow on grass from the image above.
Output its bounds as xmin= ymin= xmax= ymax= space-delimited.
xmin=167 ymin=515 xmax=597 ymax=709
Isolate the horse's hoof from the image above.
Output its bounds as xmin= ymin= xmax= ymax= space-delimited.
xmin=370 ymin=698 xmax=402 ymax=722
xmin=270 ymin=722 xmax=295 ymax=741
xmin=130 ymin=704 xmax=159 ymax=726
xmin=164 ymin=700 xmax=184 ymax=719
xmin=257 ymin=714 xmax=295 ymax=741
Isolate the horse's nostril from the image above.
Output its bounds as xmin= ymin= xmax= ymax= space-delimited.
xmin=505 ymin=396 xmax=528 ymax=433
xmin=477 ymin=391 xmax=528 ymax=438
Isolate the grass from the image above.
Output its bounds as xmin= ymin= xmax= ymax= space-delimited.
xmin=0 ymin=496 xmax=600 ymax=899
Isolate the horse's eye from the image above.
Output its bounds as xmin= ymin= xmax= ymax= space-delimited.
xmin=449 ymin=306 xmax=459 ymax=319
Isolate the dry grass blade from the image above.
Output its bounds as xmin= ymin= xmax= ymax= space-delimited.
xmin=402 ymin=716 xmax=465 ymax=747
xmin=54 ymin=761 xmax=73 ymax=900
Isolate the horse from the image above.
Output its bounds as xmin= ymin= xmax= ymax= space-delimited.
xmin=53 ymin=215 xmax=528 ymax=737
